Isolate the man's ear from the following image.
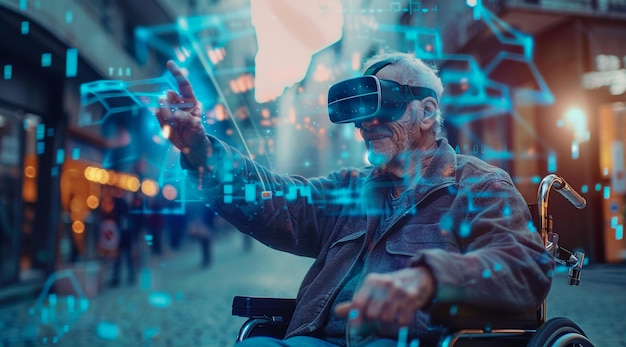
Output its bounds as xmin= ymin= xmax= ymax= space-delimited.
xmin=420 ymin=98 xmax=438 ymax=131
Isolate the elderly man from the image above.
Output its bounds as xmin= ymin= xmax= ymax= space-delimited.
xmin=155 ymin=51 xmax=553 ymax=347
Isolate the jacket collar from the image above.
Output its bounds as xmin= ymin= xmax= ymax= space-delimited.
xmin=414 ymin=137 xmax=457 ymax=197
xmin=354 ymin=138 xmax=457 ymax=245
xmin=361 ymin=138 xmax=458 ymax=217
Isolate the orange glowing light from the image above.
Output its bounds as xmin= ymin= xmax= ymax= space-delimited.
xmin=69 ymin=196 xmax=82 ymax=212
xmin=235 ymin=106 xmax=250 ymax=120
xmin=72 ymin=220 xmax=85 ymax=234
xmin=217 ymin=48 xmax=226 ymax=61
xmin=84 ymin=166 xmax=95 ymax=181
xmin=207 ymin=46 xmax=226 ymax=65
xmin=208 ymin=49 xmax=217 ymax=64
xmin=94 ymin=168 xmax=110 ymax=184
xmin=313 ymin=64 xmax=332 ymax=82
xmin=318 ymin=93 xmax=326 ymax=106
xmin=126 ymin=176 xmax=140 ymax=192
xmin=460 ymin=77 xmax=469 ymax=91
xmin=162 ymin=184 xmax=178 ymax=201
xmin=23 ymin=180 xmax=36 ymax=202
xmin=161 ymin=124 xmax=172 ymax=139
xmin=86 ymin=195 xmax=99 ymax=209
xmin=24 ymin=165 xmax=36 ymax=178
xmin=352 ymin=52 xmax=362 ymax=71
xmin=237 ymin=76 xmax=247 ymax=93
xmin=117 ymin=174 xmax=128 ymax=189
xmin=288 ymin=108 xmax=296 ymax=124
xmin=175 ymin=50 xmax=187 ymax=63
xmin=245 ymin=74 xmax=254 ymax=90
xmin=229 ymin=79 xmax=240 ymax=93
xmin=215 ymin=104 xmax=227 ymax=121
xmin=141 ymin=179 xmax=159 ymax=197
xmin=152 ymin=134 xmax=165 ymax=144
xmin=107 ymin=172 xmax=117 ymax=186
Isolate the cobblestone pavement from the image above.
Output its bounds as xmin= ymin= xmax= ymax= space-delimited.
xmin=0 ymin=233 xmax=314 ymax=347
xmin=546 ymin=264 xmax=626 ymax=347
xmin=1 ymin=232 xmax=624 ymax=347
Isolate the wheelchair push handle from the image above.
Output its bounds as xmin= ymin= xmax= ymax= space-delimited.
xmin=537 ymin=174 xmax=587 ymax=286
xmin=538 ymin=174 xmax=586 ymax=213
xmin=537 ymin=174 xmax=586 ymax=238
xmin=552 ymin=177 xmax=586 ymax=209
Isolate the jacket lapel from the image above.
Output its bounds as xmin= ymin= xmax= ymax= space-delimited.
xmin=360 ymin=138 xmax=459 ymax=241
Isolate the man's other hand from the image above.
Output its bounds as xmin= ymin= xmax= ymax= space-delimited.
xmin=335 ymin=266 xmax=435 ymax=327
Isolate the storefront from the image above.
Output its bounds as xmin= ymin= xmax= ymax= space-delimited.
xmin=0 ymin=107 xmax=26 ymax=286
xmin=519 ymin=17 xmax=626 ymax=263
xmin=584 ymin=23 xmax=626 ymax=263
xmin=0 ymin=70 xmax=62 ymax=290
xmin=446 ymin=10 xmax=626 ymax=263
xmin=0 ymin=6 xmax=102 ymax=292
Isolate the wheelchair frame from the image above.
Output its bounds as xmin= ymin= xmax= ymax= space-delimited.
xmin=232 ymin=174 xmax=595 ymax=346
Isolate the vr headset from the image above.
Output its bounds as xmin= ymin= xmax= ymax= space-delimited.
xmin=328 ymin=61 xmax=438 ymax=126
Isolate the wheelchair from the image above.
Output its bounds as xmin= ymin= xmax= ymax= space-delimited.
xmin=232 ymin=174 xmax=595 ymax=346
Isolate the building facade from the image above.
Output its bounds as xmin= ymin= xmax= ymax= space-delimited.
xmin=438 ymin=0 xmax=626 ymax=262
xmin=0 ymin=0 xmax=175 ymax=295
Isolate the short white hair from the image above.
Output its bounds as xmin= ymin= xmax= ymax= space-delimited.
xmin=362 ymin=51 xmax=445 ymax=134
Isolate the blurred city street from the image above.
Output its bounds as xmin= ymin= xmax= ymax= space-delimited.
xmin=2 ymin=2 xmax=626 ymax=347
xmin=1 ymin=231 xmax=624 ymax=347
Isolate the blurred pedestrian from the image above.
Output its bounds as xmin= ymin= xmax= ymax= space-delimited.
xmin=64 ymin=194 xmax=81 ymax=263
xmin=99 ymin=185 xmax=134 ymax=287
xmin=167 ymin=203 xmax=186 ymax=251
xmin=145 ymin=197 xmax=164 ymax=256
xmin=186 ymin=203 xmax=214 ymax=268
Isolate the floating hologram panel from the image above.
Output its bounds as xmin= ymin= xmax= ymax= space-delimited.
xmin=79 ymin=2 xmax=561 ymax=207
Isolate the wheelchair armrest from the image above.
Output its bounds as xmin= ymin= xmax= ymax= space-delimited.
xmin=429 ymin=302 xmax=539 ymax=332
xmin=232 ymin=296 xmax=297 ymax=320
xmin=232 ymin=296 xmax=297 ymax=342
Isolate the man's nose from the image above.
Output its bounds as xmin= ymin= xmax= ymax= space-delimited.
xmin=358 ymin=118 xmax=380 ymax=129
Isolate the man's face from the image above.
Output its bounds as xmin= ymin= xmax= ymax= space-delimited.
xmin=358 ymin=68 xmax=424 ymax=167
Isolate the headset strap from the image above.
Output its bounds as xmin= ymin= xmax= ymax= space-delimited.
xmin=363 ymin=60 xmax=393 ymax=75
xmin=364 ymin=60 xmax=438 ymax=101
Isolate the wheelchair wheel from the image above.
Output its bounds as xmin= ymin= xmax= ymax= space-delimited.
xmin=527 ymin=317 xmax=594 ymax=347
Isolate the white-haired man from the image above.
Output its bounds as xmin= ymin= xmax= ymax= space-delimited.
xmin=156 ymin=51 xmax=553 ymax=347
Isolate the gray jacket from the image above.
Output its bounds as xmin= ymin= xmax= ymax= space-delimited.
xmin=183 ymin=136 xmax=554 ymax=341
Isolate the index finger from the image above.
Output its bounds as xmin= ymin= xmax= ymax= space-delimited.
xmin=334 ymin=302 xmax=352 ymax=318
xmin=166 ymin=60 xmax=197 ymax=100
xmin=335 ymin=302 xmax=364 ymax=326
